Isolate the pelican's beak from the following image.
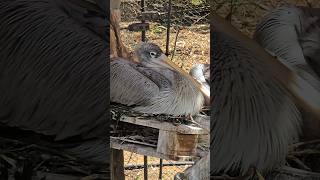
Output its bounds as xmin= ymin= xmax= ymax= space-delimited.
xmin=158 ymin=54 xmax=185 ymax=73
xmin=158 ymin=54 xmax=207 ymax=93
xmin=150 ymin=53 xmax=175 ymax=70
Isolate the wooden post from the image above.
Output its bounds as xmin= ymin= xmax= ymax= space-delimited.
xmin=111 ymin=149 xmax=125 ymax=180
xmin=144 ymin=156 xmax=148 ymax=180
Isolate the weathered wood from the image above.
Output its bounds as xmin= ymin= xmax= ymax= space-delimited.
xmin=194 ymin=115 xmax=210 ymax=145
xmin=144 ymin=156 xmax=148 ymax=180
xmin=112 ymin=114 xmax=210 ymax=179
xmin=110 ymin=4 xmax=132 ymax=60
xmin=111 ymin=149 xmax=125 ymax=180
xmin=112 ymin=115 xmax=209 ymax=159
xmin=110 ymin=0 xmax=121 ymax=10
xmin=119 ymin=116 xmax=207 ymax=135
xmin=111 ymin=138 xmax=205 ymax=161
xmin=157 ymin=130 xmax=198 ymax=158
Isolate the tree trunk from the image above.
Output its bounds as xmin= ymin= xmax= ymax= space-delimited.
xmin=110 ymin=0 xmax=133 ymax=61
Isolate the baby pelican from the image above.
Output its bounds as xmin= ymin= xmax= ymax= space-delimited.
xmin=189 ymin=63 xmax=210 ymax=106
xmin=111 ymin=42 xmax=204 ymax=116
xmin=254 ymin=5 xmax=320 ymax=92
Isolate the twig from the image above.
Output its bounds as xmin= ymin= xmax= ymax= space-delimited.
xmin=287 ymin=155 xmax=312 ymax=171
xmin=171 ymin=27 xmax=180 ymax=61
xmin=290 ymin=149 xmax=320 ymax=156
xmin=111 ymin=137 xmax=157 ymax=147
xmin=126 ymin=152 xmax=134 ymax=164
xmin=191 ymin=13 xmax=210 ymax=26
xmin=290 ymin=139 xmax=320 ymax=149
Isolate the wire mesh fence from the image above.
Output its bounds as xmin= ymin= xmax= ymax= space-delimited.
xmin=123 ymin=151 xmax=194 ymax=180
xmin=120 ymin=0 xmax=210 ymax=25
xmin=119 ymin=0 xmax=210 ymax=72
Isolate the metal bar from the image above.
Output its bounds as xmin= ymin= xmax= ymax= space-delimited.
xmin=165 ymin=0 xmax=172 ymax=56
xmin=141 ymin=0 xmax=146 ymax=42
xmin=144 ymin=156 xmax=148 ymax=180
xmin=158 ymin=159 xmax=163 ymax=179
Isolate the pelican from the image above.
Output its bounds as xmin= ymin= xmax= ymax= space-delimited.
xmin=0 ymin=0 xmax=107 ymax=165
xmin=254 ymin=6 xmax=320 ymax=140
xmin=211 ymin=14 xmax=303 ymax=175
xmin=189 ymin=63 xmax=210 ymax=106
xmin=111 ymin=42 xmax=204 ymax=116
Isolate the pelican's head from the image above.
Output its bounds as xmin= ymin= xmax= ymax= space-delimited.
xmin=135 ymin=42 xmax=205 ymax=94
xmin=135 ymin=42 xmax=176 ymax=70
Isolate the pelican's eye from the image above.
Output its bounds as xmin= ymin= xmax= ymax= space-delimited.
xmin=149 ymin=51 xmax=157 ymax=58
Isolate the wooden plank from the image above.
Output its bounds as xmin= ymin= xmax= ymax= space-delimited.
xmin=111 ymin=138 xmax=205 ymax=161
xmin=143 ymin=156 xmax=148 ymax=180
xmin=194 ymin=115 xmax=210 ymax=132
xmin=119 ymin=116 xmax=208 ymax=135
xmin=157 ymin=130 xmax=198 ymax=157
xmin=111 ymin=149 xmax=125 ymax=180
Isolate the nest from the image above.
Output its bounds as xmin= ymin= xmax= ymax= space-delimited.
xmin=111 ymin=103 xmax=210 ymax=150
xmin=0 ymin=136 xmax=109 ymax=179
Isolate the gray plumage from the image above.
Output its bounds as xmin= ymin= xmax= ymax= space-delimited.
xmin=189 ymin=63 xmax=210 ymax=106
xmin=254 ymin=6 xmax=320 ymax=140
xmin=211 ymin=25 xmax=301 ymax=174
xmin=254 ymin=5 xmax=320 ymax=92
xmin=111 ymin=42 xmax=204 ymax=116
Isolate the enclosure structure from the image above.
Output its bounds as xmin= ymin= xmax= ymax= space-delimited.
xmin=110 ymin=0 xmax=210 ymax=179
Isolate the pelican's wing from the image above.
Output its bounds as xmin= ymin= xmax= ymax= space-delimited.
xmin=211 ymin=15 xmax=302 ymax=174
xmin=55 ymin=0 xmax=106 ymax=38
xmin=0 ymin=0 xmax=107 ymax=141
xmin=254 ymin=6 xmax=320 ymax=92
xmin=110 ymin=59 xmax=161 ymax=106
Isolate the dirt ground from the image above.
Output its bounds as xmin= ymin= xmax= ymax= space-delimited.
xmin=123 ymin=151 xmax=191 ymax=180
xmin=120 ymin=22 xmax=210 ymax=72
